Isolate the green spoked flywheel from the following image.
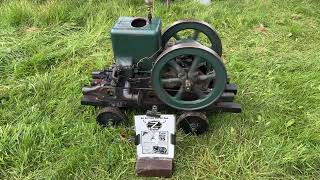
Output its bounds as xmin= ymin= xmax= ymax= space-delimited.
xmin=162 ymin=19 xmax=223 ymax=56
xmin=152 ymin=42 xmax=227 ymax=111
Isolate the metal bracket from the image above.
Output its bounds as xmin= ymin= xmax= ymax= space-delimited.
xmin=146 ymin=105 xmax=161 ymax=117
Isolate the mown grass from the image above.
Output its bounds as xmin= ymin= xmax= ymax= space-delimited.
xmin=0 ymin=0 xmax=320 ymax=179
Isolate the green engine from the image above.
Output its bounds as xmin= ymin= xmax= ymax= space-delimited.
xmin=81 ymin=1 xmax=241 ymax=135
xmin=111 ymin=17 xmax=162 ymax=70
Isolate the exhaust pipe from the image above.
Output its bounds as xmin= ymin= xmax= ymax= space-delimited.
xmin=123 ymin=81 xmax=139 ymax=101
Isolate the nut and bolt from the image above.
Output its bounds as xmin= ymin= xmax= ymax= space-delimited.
xmin=185 ymin=79 xmax=192 ymax=92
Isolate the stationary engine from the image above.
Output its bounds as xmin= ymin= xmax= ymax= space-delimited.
xmin=81 ymin=1 xmax=241 ymax=134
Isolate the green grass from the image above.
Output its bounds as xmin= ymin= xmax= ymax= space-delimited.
xmin=0 ymin=0 xmax=320 ymax=179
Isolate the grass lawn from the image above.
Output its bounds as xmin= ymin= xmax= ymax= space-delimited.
xmin=0 ymin=0 xmax=320 ymax=179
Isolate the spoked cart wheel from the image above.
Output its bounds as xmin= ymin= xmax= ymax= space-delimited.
xmin=162 ymin=20 xmax=223 ymax=56
xmin=177 ymin=111 xmax=209 ymax=135
xmin=97 ymin=107 xmax=128 ymax=127
xmin=152 ymin=42 xmax=227 ymax=111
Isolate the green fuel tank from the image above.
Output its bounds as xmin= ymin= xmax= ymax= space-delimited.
xmin=111 ymin=17 xmax=162 ymax=70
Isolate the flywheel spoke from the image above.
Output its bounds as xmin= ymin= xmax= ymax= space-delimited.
xmin=168 ymin=60 xmax=184 ymax=73
xmin=161 ymin=78 xmax=182 ymax=85
xmin=198 ymin=72 xmax=215 ymax=81
xmin=174 ymin=87 xmax=184 ymax=100
xmin=188 ymin=56 xmax=202 ymax=75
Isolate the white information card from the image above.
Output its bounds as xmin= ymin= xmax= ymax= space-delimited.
xmin=135 ymin=114 xmax=175 ymax=159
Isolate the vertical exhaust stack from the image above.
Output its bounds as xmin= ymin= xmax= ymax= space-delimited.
xmin=145 ymin=0 xmax=153 ymax=23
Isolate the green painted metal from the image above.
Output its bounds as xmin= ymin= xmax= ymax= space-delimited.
xmin=111 ymin=17 xmax=162 ymax=70
xmin=152 ymin=42 xmax=227 ymax=110
xmin=82 ymin=17 xmax=241 ymax=114
xmin=162 ymin=20 xmax=223 ymax=57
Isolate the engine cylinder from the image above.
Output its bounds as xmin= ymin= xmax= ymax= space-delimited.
xmin=111 ymin=17 xmax=162 ymax=70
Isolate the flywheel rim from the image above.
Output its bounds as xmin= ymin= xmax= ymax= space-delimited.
xmin=162 ymin=19 xmax=223 ymax=56
xmin=152 ymin=43 xmax=227 ymax=111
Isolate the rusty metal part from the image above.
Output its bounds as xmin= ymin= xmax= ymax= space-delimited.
xmin=81 ymin=83 xmax=241 ymax=113
xmin=123 ymin=81 xmax=139 ymax=101
xmin=145 ymin=0 xmax=153 ymax=23
xmin=177 ymin=111 xmax=209 ymax=135
xmin=146 ymin=105 xmax=161 ymax=117
xmin=96 ymin=107 xmax=128 ymax=127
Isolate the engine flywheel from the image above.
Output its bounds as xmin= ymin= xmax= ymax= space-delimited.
xmin=152 ymin=42 xmax=227 ymax=111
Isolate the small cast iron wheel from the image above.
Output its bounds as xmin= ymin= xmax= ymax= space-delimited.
xmin=152 ymin=42 xmax=227 ymax=111
xmin=162 ymin=19 xmax=223 ymax=56
xmin=96 ymin=107 xmax=127 ymax=127
xmin=177 ymin=112 xmax=209 ymax=135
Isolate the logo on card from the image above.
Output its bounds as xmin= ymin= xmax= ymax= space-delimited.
xmin=147 ymin=121 xmax=162 ymax=130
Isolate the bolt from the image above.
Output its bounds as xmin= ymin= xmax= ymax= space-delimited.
xmin=108 ymin=91 xmax=114 ymax=96
xmin=190 ymin=122 xmax=199 ymax=133
xmin=185 ymin=79 xmax=192 ymax=92
xmin=111 ymin=80 xmax=117 ymax=86
xmin=178 ymin=73 xmax=184 ymax=78
xmin=185 ymin=79 xmax=192 ymax=86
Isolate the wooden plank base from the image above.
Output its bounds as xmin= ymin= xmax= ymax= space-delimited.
xmin=136 ymin=158 xmax=174 ymax=178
